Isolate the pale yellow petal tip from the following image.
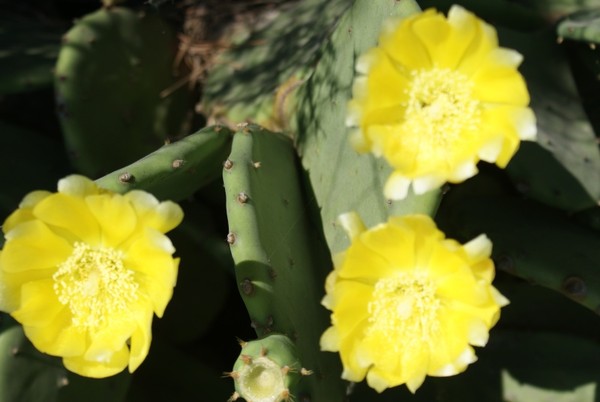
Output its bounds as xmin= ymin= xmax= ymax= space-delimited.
xmin=492 ymin=48 xmax=524 ymax=68
xmin=365 ymin=371 xmax=391 ymax=393
xmin=463 ymin=234 xmax=492 ymax=261
xmin=356 ymin=50 xmax=378 ymax=75
xmin=406 ymin=374 xmax=427 ymax=394
xmin=477 ymin=138 xmax=504 ymax=164
xmin=468 ymin=320 xmax=491 ymax=347
xmin=320 ymin=326 xmax=340 ymax=352
xmin=320 ymin=294 xmax=332 ymax=309
xmin=456 ymin=346 xmax=478 ymax=367
xmin=447 ymin=4 xmax=471 ymax=25
xmin=342 ymin=367 xmax=367 ymax=383
xmin=331 ymin=252 xmax=345 ymax=270
xmin=337 ymin=212 xmax=366 ymax=240
xmin=18 ymin=190 xmax=52 ymax=209
xmin=349 ymin=128 xmax=369 ymax=154
xmin=492 ymin=286 xmax=510 ymax=307
xmin=517 ymin=107 xmax=537 ymax=141
xmin=384 ymin=173 xmax=411 ymax=200
xmin=351 ymin=76 xmax=368 ymax=101
xmin=385 ymin=173 xmax=445 ymax=200
xmin=448 ymin=4 xmax=467 ymax=15
xmin=157 ymin=201 xmax=184 ymax=232
xmin=322 ymin=270 xmax=338 ymax=305
xmin=434 ymin=347 xmax=477 ymax=379
xmin=380 ymin=16 xmax=402 ymax=41
xmin=125 ymin=189 xmax=159 ymax=208
xmin=412 ymin=174 xmax=446 ymax=195
xmin=447 ymin=160 xmax=478 ymax=183
xmin=144 ymin=229 xmax=176 ymax=254
xmin=58 ymin=175 xmax=100 ymax=197
xmin=345 ymin=102 xmax=361 ymax=127
xmin=432 ymin=362 xmax=460 ymax=377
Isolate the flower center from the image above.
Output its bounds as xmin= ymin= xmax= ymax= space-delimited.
xmin=53 ymin=242 xmax=138 ymax=330
xmin=404 ymin=68 xmax=480 ymax=146
xmin=367 ymin=274 xmax=440 ymax=351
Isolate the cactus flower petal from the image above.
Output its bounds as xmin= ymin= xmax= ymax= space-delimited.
xmin=348 ymin=5 xmax=536 ymax=199
xmin=321 ymin=214 xmax=507 ymax=393
xmin=0 ymin=175 xmax=182 ymax=378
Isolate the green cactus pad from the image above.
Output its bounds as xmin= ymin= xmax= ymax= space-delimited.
xmin=514 ymin=0 xmax=600 ymax=22
xmin=502 ymin=29 xmax=600 ymax=212
xmin=0 ymin=17 xmax=62 ymax=95
xmin=437 ymin=194 xmax=600 ymax=314
xmin=557 ymin=8 xmax=600 ymax=43
xmin=294 ymin=0 xmax=441 ymax=255
xmin=54 ymin=6 xmax=193 ymax=177
xmin=202 ymin=0 xmax=351 ymax=129
xmin=95 ymin=125 xmax=232 ymax=200
xmin=507 ymin=142 xmax=597 ymax=211
xmin=223 ymin=125 xmax=345 ymax=401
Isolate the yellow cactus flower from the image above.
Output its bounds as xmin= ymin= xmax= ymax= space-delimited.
xmin=0 ymin=175 xmax=183 ymax=378
xmin=320 ymin=213 xmax=508 ymax=393
xmin=347 ymin=5 xmax=537 ymax=200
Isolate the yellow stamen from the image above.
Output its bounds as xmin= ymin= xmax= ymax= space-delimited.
xmin=53 ymin=242 xmax=138 ymax=329
xmin=404 ymin=68 xmax=480 ymax=147
xmin=367 ymin=274 xmax=440 ymax=351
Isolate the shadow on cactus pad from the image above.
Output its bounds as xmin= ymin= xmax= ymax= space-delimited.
xmin=55 ymin=6 xmax=194 ymax=177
